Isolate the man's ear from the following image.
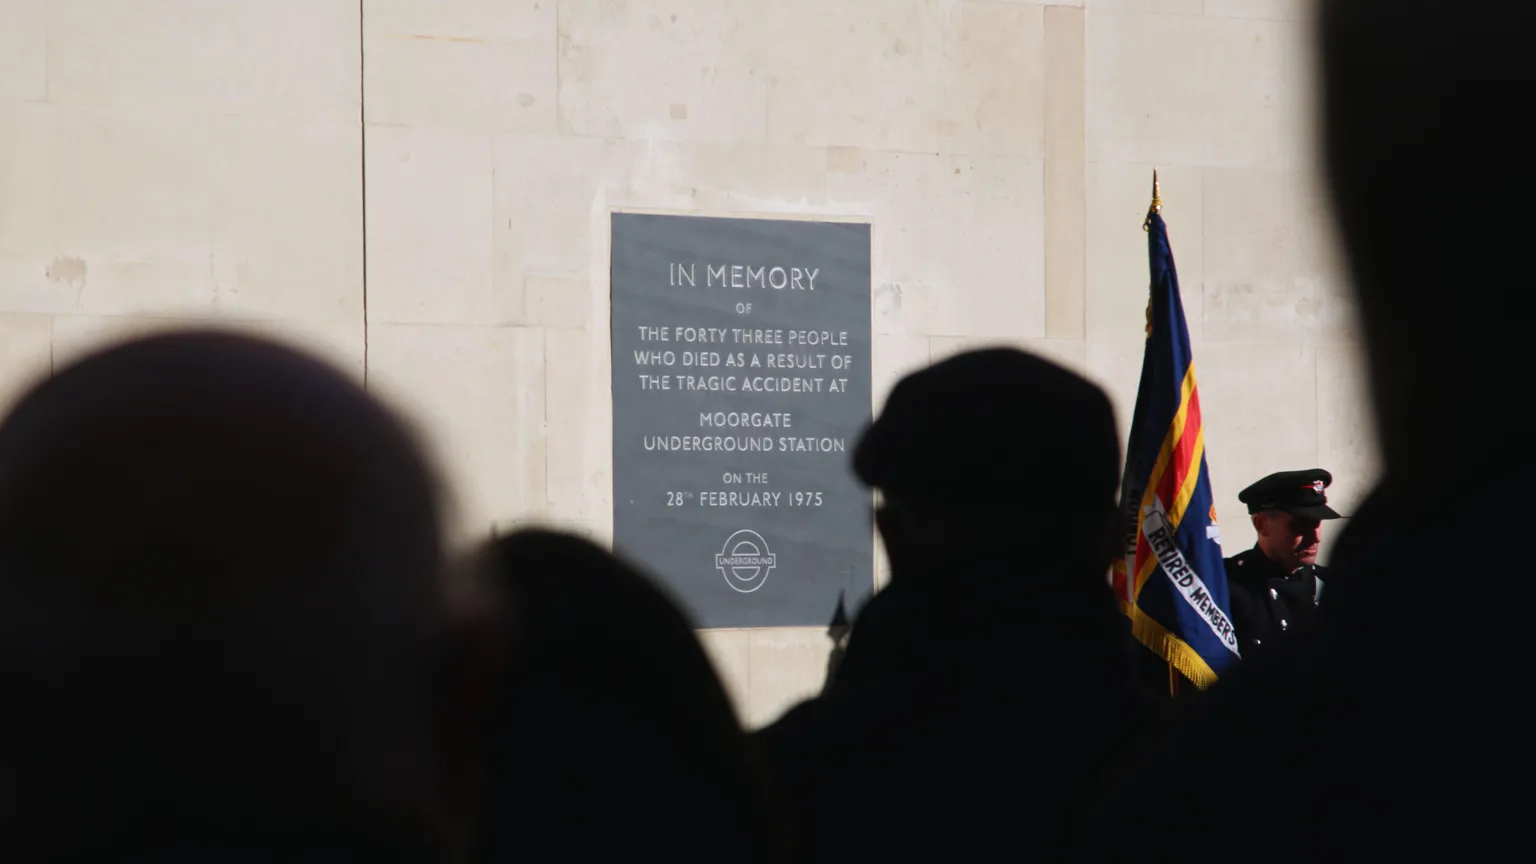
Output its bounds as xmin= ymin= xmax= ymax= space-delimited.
xmin=1251 ymin=512 xmax=1267 ymax=538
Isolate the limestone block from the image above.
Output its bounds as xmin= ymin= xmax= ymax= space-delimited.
xmin=931 ymin=0 xmax=1046 ymax=158
xmin=870 ymin=281 xmax=917 ymax=344
xmin=208 ymin=117 xmax=364 ymax=323
xmin=829 ymin=152 xmax=1045 ymax=339
xmin=1315 ymin=342 xmax=1380 ymax=521
xmin=825 ymin=153 xmax=927 ymax=326
xmin=1 ymin=107 xmax=358 ymax=324
xmin=1083 ymin=335 xmax=1147 ymax=446
xmin=1191 ymin=340 xmax=1320 ymax=555
xmin=49 ymin=314 xmax=367 ymax=384
xmin=365 ymin=126 xmax=498 ymax=325
xmin=745 ymin=628 xmax=835 ymax=729
xmin=767 ymin=0 xmax=1044 ymax=157
xmin=0 ymin=104 xmax=218 ymax=314
xmin=0 ymin=253 xmax=91 ymax=320
xmin=525 ymin=275 xmax=589 ymax=331
xmin=611 ymin=139 xmax=830 ymax=215
xmin=870 ymin=333 xmax=929 ymax=412
xmin=921 ymin=157 xmax=1046 ymax=339
xmin=696 ymin=628 xmax=753 ymax=720
xmin=1086 ymin=9 xmax=1308 ymax=169
xmin=45 ymin=0 xmax=358 ymax=121
xmin=1085 ymin=162 xmax=1204 ymax=347
xmin=367 ymin=323 xmax=548 ymax=547
xmin=2 ymin=102 xmax=359 ymax=324
xmin=557 ymin=0 xmax=770 ymax=143
xmin=1089 ymin=0 xmax=1202 ymax=13
xmin=1087 ymin=10 xmax=1208 ymax=168
xmin=1045 ymin=3 xmax=1087 ymax=340
xmin=494 ymin=134 xmax=629 ymax=322
xmin=544 ymin=325 xmax=610 ymax=527
xmin=0 ymin=3 xmax=46 ymax=102
xmin=1206 ymin=0 xmax=1311 ymax=22
xmin=1205 ymin=13 xmax=1318 ymax=171
xmin=364 ymin=0 xmax=553 ymax=42
xmin=364 ymin=26 xmax=556 ymax=131
xmin=0 ymin=314 xmax=52 ymax=417
xmin=1201 ymin=167 xmax=1349 ymax=344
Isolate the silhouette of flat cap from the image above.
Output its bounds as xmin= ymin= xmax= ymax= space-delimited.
xmin=854 ymin=348 xmax=1118 ymax=514
xmin=1238 ymin=469 xmax=1342 ymax=520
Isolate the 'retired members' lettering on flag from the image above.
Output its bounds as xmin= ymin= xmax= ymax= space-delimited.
xmin=1141 ymin=504 xmax=1239 ymax=655
xmin=1113 ymin=172 xmax=1240 ymax=692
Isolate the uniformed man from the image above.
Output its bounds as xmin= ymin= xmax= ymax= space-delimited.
xmin=1225 ymin=469 xmax=1342 ymax=657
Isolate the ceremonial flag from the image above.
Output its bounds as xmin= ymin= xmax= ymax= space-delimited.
xmin=1113 ymin=174 xmax=1241 ymax=691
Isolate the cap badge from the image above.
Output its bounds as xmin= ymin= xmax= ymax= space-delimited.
xmin=1306 ymin=480 xmax=1324 ymax=494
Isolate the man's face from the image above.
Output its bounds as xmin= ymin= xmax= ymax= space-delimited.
xmin=1253 ymin=511 xmax=1323 ymax=572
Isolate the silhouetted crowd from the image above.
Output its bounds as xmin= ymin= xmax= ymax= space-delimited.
xmin=0 ymin=3 xmax=1523 ymax=860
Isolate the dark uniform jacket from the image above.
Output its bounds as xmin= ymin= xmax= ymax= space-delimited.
xmin=1224 ymin=547 xmax=1326 ymax=658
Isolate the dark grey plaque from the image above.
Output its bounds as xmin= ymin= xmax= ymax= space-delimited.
xmin=610 ymin=213 xmax=874 ymax=628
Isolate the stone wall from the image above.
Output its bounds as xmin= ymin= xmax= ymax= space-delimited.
xmin=0 ymin=0 xmax=1376 ymax=726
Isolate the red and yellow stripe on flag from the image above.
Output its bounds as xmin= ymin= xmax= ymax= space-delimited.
xmin=1132 ymin=364 xmax=1206 ymax=599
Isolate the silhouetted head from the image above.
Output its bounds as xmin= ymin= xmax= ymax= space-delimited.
xmin=469 ymin=530 xmax=790 ymax=861
xmin=0 ymin=331 xmax=445 ymax=859
xmin=854 ymin=348 xmax=1120 ymax=584
xmin=1319 ymin=1 xmax=1533 ymax=469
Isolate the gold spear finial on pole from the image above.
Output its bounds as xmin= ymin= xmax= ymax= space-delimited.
xmin=1143 ymin=168 xmax=1162 ymax=232
xmin=1143 ymin=169 xmax=1161 ymax=335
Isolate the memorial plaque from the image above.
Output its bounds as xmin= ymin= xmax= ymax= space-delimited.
xmin=610 ymin=213 xmax=874 ymax=628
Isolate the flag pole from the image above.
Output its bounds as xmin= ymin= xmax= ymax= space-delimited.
xmin=1144 ymin=168 xmax=1180 ymax=698
xmin=1143 ymin=170 xmax=1160 ymax=336
xmin=1143 ymin=168 xmax=1162 ymax=231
